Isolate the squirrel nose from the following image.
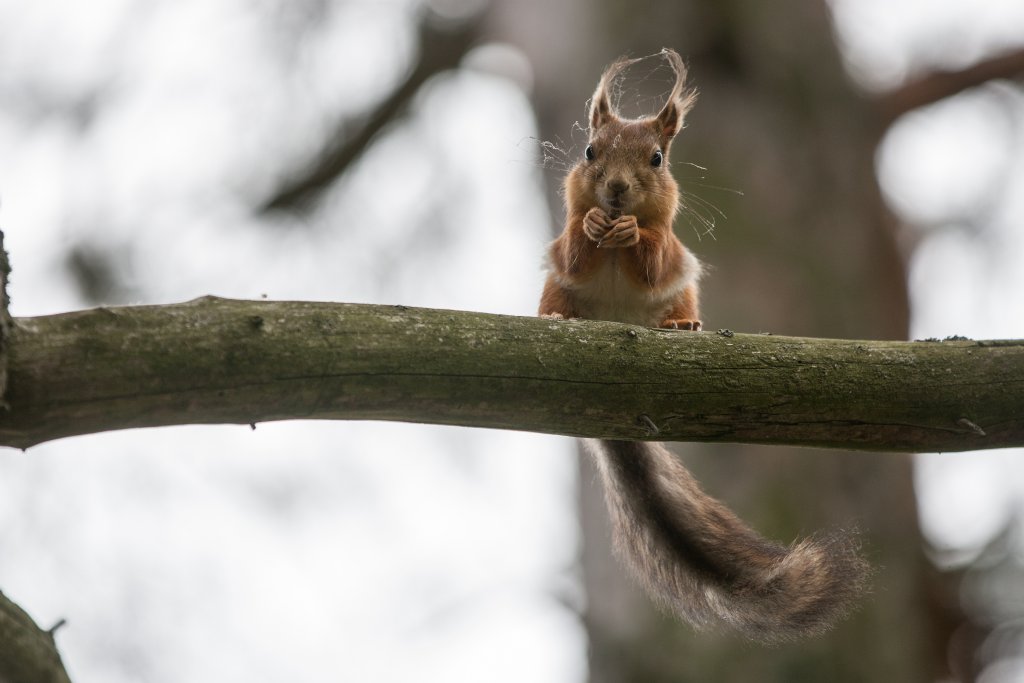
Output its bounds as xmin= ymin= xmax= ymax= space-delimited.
xmin=607 ymin=178 xmax=630 ymax=195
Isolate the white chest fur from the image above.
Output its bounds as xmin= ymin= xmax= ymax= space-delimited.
xmin=566 ymin=250 xmax=700 ymax=326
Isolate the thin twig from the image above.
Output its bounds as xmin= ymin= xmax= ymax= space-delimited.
xmin=259 ymin=14 xmax=484 ymax=214
xmin=877 ymin=46 xmax=1024 ymax=126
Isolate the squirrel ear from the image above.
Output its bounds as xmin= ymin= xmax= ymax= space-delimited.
xmin=654 ymin=48 xmax=697 ymax=140
xmin=590 ymin=89 xmax=614 ymax=131
xmin=589 ymin=56 xmax=636 ymax=131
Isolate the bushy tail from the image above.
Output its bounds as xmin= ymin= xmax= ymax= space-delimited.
xmin=589 ymin=439 xmax=869 ymax=643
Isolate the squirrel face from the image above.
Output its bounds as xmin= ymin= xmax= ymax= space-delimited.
xmin=566 ymin=49 xmax=698 ymax=224
xmin=577 ymin=119 xmax=675 ymax=220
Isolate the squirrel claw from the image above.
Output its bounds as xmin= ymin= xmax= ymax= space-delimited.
xmin=583 ymin=207 xmax=612 ymax=243
xmin=541 ymin=312 xmax=580 ymax=321
xmin=661 ymin=319 xmax=702 ymax=331
xmin=599 ymin=215 xmax=640 ymax=248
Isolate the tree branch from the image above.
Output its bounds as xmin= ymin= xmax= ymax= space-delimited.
xmin=258 ymin=14 xmax=483 ymax=214
xmin=0 ymin=590 xmax=72 ymax=683
xmin=1 ymin=228 xmax=12 ymax=403
xmin=1 ymin=297 xmax=1021 ymax=451
xmin=878 ymin=45 xmax=1024 ymax=125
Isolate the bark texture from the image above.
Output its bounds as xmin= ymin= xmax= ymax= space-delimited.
xmin=1 ymin=297 xmax=1020 ymax=451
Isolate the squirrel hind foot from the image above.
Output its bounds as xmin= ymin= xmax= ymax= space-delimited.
xmin=660 ymin=319 xmax=702 ymax=331
xmin=541 ymin=312 xmax=580 ymax=321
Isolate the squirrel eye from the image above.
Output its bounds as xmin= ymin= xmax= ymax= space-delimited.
xmin=651 ymin=150 xmax=664 ymax=167
xmin=584 ymin=144 xmax=595 ymax=161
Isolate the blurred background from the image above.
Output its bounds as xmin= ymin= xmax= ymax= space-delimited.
xmin=1 ymin=0 xmax=1023 ymax=681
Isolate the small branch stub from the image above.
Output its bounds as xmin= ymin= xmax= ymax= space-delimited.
xmin=0 ymin=589 xmax=73 ymax=683
xmin=638 ymin=414 xmax=660 ymax=436
xmin=957 ymin=418 xmax=987 ymax=437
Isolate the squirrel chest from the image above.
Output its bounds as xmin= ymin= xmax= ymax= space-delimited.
xmin=561 ymin=246 xmax=698 ymax=326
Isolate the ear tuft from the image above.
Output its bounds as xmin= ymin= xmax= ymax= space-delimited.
xmin=655 ymin=48 xmax=698 ymax=140
xmin=589 ymin=56 xmax=637 ymax=132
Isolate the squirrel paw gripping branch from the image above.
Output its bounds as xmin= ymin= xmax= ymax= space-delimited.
xmin=538 ymin=49 xmax=868 ymax=642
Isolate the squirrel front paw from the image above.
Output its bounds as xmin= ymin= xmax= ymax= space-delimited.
xmin=598 ymin=215 xmax=640 ymax=248
xmin=660 ymin=319 xmax=703 ymax=331
xmin=583 ymin=207 xmax=613 ymax=243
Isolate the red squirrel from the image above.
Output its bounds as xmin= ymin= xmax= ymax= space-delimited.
xmin=539 ymin=49 xmax=867 ymax=642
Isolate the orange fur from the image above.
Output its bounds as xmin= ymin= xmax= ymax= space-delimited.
xmin=538 ymin=54 xmax=702 ymax=330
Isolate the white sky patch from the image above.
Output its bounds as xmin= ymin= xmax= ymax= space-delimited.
xmin=877 ymin=90 xmax=1013 ymax=227
xmin=829 ymin=0 xmax=1024 ymax=91
xmin=0 ymin=0 xmax=134 ymax=96
xmin=915 ymin=449 xmax=1018 ymax=559
xmin=977 ymin=658 xmax=1024 ymax=683
xmin=1 ymin=423 xmax=583 ymax=683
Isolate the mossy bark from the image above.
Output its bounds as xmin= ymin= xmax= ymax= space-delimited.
xmin=0 ymin=591 xmax=71 ymax=683
xmin=0 ymin=296 xmax=1020 ymax=451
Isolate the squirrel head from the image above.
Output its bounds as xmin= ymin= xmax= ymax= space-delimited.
xmin=566 ymin=49 xmax=697 ymax=223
